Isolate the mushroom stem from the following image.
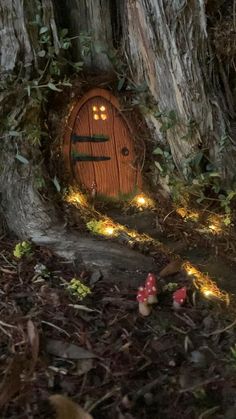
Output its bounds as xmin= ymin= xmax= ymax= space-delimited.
xmin=173 ymin=300 xmax=181 ymax=310
xmin=139 ymin=302 xmax=152 ymax=316
xmin=147 ymin=295 xmax=158 ymax=304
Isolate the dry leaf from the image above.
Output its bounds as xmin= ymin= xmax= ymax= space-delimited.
xmin=49 ymin=395 xmax=93 ymax=419
xmin=159 ymin=260 xmax=182 ymax=277
xmin=0 ymin=355 xmax=24 ymax=407
xmin=46 ymin=339 xmax=96 ymax=360
xmin=76 ymin=358 xmax=93 ymax=376
xmin=27 ymin=319 xmax=39 ymax=373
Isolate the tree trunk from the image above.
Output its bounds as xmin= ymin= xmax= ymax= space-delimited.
xmin=0 ymin=0 xmax=156 ymax=276
xmin=0 ymin=0 xmax=235 ymax=274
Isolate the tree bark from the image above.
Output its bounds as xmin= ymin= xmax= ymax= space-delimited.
xmin=122 ymin=0 xmax=236 ymax=180
xmin=0 ymin=0 xmax=156 ymax=276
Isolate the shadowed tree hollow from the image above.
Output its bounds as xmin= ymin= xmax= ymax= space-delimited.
xmin=0 ymin=0 xmax=235 ymax=273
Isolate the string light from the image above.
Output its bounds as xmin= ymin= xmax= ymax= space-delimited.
xmin=103 ymin=225 xmax=115 ymax=236
xmin=65 ymin=188 xmax=229 ymax=306
xmin=176 ymin=207 xmax=199 ymax=222
xmin=131 ymin=194 xmax=155 ymax=209
xmin=202 ymin=289 xmax=213 ymax=298
xmin=208 ymin=217 xmax=222 ymax=234
xmin=65 ymin=188 xmax=87 ymax=206
xmin=182 ymin=261 xmax=229 ymax=304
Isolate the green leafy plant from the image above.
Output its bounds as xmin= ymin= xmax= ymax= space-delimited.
xmin=13 ymin=241 xmax=32 ymax=259
xmin=163 ymin=282 xmax=179 ymax=292
xmin=68 ymin=278 xmax=91 ymax=300
xmin=86 ymin=219 xmax=118 ymax=236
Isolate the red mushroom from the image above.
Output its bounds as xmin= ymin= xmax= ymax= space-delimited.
xmin=137 ymin=287 xmax=151 ymax=316
xmin=145 ymin=273 xmax=158 ymax=304
xmin=172 ymin=286 xmax=187 ymax=309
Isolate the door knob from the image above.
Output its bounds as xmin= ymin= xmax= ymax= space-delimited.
xmin=121 ymin=147 xmax=129 ymax=156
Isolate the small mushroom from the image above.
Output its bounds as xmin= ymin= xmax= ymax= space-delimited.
xmin=172 ymin=286 xmax=187 ymax=309
xmin=145 ymin=273 xmax=158 ymax=304
xmin=137 ymin=287 xmax=151 ymax=316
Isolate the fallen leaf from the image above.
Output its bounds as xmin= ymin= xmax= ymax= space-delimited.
xmin=46 ymin=339 xmax=96 ymax=360
xmin=0 ymin=355 xmax=24 ymax=407
xmin=76 ymin=358 xmax=93 ymax=376
xmin=49 ymin=394 xmax=93 ymax=419
xmin=27 ymin=319 xmax=39 ymax=373
xmin=159 ymin=260 xmax=182 ymax=277
xmin=89 ymin=270 xmax=102 ymax=286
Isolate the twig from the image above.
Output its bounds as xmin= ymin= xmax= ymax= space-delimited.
xmin=41 ymin=320 xmax=70 ymax=337
xmin=171 ymin=325 xmax=188 ymax=335
xmin=0 ymin=320 xmax=18 ymax=329
xmin=87 ymin=388 xmax=120 ymax=413
xmin=163 ymin=209 xmax=175 ymax=223
xmin=174 ymin=313 xmax=196 ymax=328
xmin=202 ymin=319 xmax=236 ymax=337
xmin=198 ymin=405 xmax=219 ymax=419
xmin=0 ymin=324 xmax=12 ymax=338
xmin=0 ymin=253 xmax=16 ymax=268
xmin=68 ymin=304 xmax=99 ymax=313
xmin=135 ymin=376 xmax=166 ymax=400
xmin=179 ymin=376 xmax=222 ymax=393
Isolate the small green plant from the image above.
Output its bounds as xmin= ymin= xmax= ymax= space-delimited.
xmin=86 ymin=219 xmax=118 ymax=236
xmin=68 ymin=278 xmax=91 ymax=300
xmin=13 ymin=241 xmax=32 ymax=259
xmin=163 ymin=282 xmax=179 ymax=292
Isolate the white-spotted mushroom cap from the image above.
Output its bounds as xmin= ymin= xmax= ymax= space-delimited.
xmin=145 ymin=273 xmax=157 ymax=296
xmin=136 ymin=287 xmax=148 ymax=303
xmin=173 ymin=287 xmax=187 ymax=305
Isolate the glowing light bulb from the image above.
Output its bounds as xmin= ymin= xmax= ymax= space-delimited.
xmin=100 ymin=106 xmax=106 ymax=111
xmin=137 ymin=196 xmax=146 ymax=205
xmin=101 ymin=114 xmax=107 ymax=120
xmin=203 ymin=289 xmax=214 ymax=298
xmin=187 ymin=269 xmax=195 ymax=276
xmin=92 ymin=106 xmax=98 ymax=111
xmin=104 ymin=226 xmax=114 ymax=235
xmin=94 ymin=114 xmax=99 ymax=120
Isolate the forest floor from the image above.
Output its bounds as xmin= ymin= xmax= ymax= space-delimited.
xmin=1 ymin=226 xmax=236 ymax=419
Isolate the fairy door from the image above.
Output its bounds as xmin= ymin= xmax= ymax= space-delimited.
xmin=64 ymin=88 xmax=141 ymax=198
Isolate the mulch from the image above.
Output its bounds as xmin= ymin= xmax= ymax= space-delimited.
xmin=1 ymin=235 xmax=236 ymax=419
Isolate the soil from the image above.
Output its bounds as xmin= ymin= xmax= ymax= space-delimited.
xmin=1 ymin=231 xmax=236 ymax=419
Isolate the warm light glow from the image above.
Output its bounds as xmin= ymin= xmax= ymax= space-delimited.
xmin=65 ymin=189 xmax=87 ymax=207
xmin=101 ymin=114 xmax=107 ymax=120
xmin=65 ymin=186 xmax=229 ymax=306
xmin=203 ymin=289 xmax=213 ymax=297
xmin=176 ymin=207 xmax=199 ymax=221
xmin=207 ymin=215 xmax=222 ymax=235
xmin=104 ymin=226 xmax=114 ymax=235
xmin=182 ymin=262 xmax=229 ymax=304
xmin=137 ymin=196 xmax=146 ymax=205
xmin=182 ymin=262 xmax=198 ymax=277
xmin=94 ymin=114 xmax=100 ymax=120
xmin=92 ymin=106 xmax=98 ymax=112
xmin=176 ymin=207 xmax=187 ymax=218
xmin=208 ymin=223 xmax=221 ymax=234
xmin=131 ymin=194 xmax=155 ymax=209
xmin=100 ymin=106 xmax=106 ymax=111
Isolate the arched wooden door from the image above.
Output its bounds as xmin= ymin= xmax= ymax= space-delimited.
xmin=64 ymin=89 xmax=141 ymax=198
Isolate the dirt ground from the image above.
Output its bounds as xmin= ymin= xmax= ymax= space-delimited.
xmin=1 ymin=233 xmax=236 ymax=419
